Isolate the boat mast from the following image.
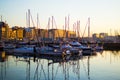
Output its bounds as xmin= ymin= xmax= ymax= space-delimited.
xmin=1 ymin=15 xmax=2 ymax=21
xmin=52 ymin=16 xmax=54 ymax=40
xmin=47 ymin=17 xmax=50 ymax=38
xmin=88 ymin=17 xmax=90 ymax=38
xmin=36 ymin=13 xmax=41 ymax=44
xmin=74 ymin=23 xmax=77 ymax=38
xmin=26 ymin=12 xmax=28 ymax=27
xmin=68 ymin=15 xmax=69 ymax=38
xmin=52 ymin=16 xmax=54 ymax=29
xmin=65 ymin=17 xmax=67 ymax=39
xmin=28 ymin=9 xmax=30 ymax=27
xmin=53 ymin=16 xmax=60 ymax=40
xmin=77 ymin=20 xmax=80 ymax=41
xmin=25 ymin=9 xmax=31 ymax=41
xmin=37 ymin=13 xmax=39 ymax=29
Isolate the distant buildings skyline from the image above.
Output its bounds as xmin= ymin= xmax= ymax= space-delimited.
xmin=0 ymin=0 xmax=120 ymax=37
xmin=0 ymin=21 xmax=120 ymax=43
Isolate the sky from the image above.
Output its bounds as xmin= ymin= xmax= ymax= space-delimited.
xmin=0 ymin=0 xmax=120 ymax=36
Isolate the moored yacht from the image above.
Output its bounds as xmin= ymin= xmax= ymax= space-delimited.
xmin=69 ymin=41 xmax=93 ymax=55
xmin=61 ymin=42 xmax=82 ymax=55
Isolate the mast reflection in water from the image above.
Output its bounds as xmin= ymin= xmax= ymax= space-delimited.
xmin=0 ymin=50 xmax=120 ymax=80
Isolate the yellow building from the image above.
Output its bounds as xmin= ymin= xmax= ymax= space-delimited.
xmin=16 ymin=27 xmax=24 ymax=40
xmin=10 ymin=26 xmax=24 ymax=40
xmin=68 ymin=31 xmax=76 ymax=38
xmin=0 ymin=22 xmax=77 ymax=41
xmin=38 ymin=29 xmax=48 ymax=38
xmin=8 ymin=28 xmax=14 ymax=39
xmin=24 ymin=27 xmax=36 ymax=40
xmin=48 ymin=29 xmax=76 ymax=39
xmin=0 ymin=22 xmax=9 ymax=41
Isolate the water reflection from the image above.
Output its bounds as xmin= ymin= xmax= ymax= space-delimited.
xmin=0 ymin=51 xmax=7 ymax=80
xmin=0 ymin=50 xmax=120 ymax=80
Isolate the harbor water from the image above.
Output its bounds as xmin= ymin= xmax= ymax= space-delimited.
xmin=0 ymin=50 xmax=120 ymax=80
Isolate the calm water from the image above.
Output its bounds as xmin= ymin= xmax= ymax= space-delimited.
xmin=0 ymin=50 xmax=120 ymax=80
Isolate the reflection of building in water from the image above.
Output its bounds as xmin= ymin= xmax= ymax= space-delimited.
xmin=0 ymin=51 xmax=7 ymax=80
xmin=0 ymin=51 xmax=6 ymax=62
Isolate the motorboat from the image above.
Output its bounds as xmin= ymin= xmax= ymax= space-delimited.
xmin=69 ymin=41 xmax=93 ymax=54
xmin=61 ymin=43 xmax=82 ymax=55
xmin=36 ymin=45 xmax=70 ymax=56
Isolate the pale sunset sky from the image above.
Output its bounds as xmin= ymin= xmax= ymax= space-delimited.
xmin=0 ymin=0 xmax=120 ymax=36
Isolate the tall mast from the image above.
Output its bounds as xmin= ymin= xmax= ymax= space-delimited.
xmin=37 ymin=13 xmax=39 ymax=29
xmin=52 ymin=16 xmax=54 ymax=29
xmin=26 ymin=12 xmax=28 ymax=27
xmin=88 ymin=17 xmax=90 ymax=38
xmin=77 ymin=21 xmax=80 ymax=39
xmin=65 ymin=17 xmax=67 ymax=31
xmin=51 ymin=16 xmax=54 ymax=40
xmin=65 ymin=16 xmax=67 ymax=38
xmin=63 ymin=25 xmax=65 ymax=38
xmin=48 ymin=17 xmax=50 ymax=38
xmin=74 ymin=23 xmax=77 ymax=37
xmin=1 ymin=15 xmax=2 ymax=21
xmin=79 ymin=20 xmax=80 ymax=38
xmin=68 ymin=15 xmax=69 ymax=32
xmin=68 ymin=15 xmax=70 ymax=38
xmin=28 ymin=9 xmax=30 ymax=27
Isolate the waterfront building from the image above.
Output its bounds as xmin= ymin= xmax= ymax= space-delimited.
xmin=92 ymin=33 xmax=108 ymax=39
xmin=68 ymin=31 xmax=76 ymax=38
xmin=24 ymin=27 xmax=36 ymax=41
xmin=99 ymin=33 xmax=108 ymax=38
xmin=0 ymin=22 xmax=9 ymax=41
xmin=92 ymin=33 xmax=108 ymax=42
xmin=92 ymin=33 xmax=99 ymax=39
xmin=48 ymin=29 xmax=76 ymax=40
xmin=11 ymin=26 xmax=24 ymax=40
xmin=38 ymin=29 xmax=48 ymax=39
xmin=0 ymin=22 xmax=77 ymax=42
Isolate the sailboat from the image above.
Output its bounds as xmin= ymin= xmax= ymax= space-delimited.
xmin=35 ymin=16 xmax=72 ymax=56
